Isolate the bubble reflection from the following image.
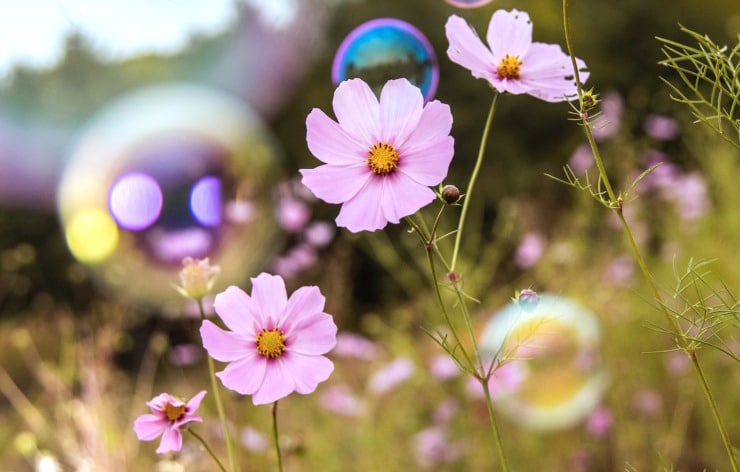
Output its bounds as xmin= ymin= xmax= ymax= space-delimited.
xmin=445 ymin=0 xmax=495 ymax=8
xmin=479 ymin=295 xmax=607 ymax=431
xmin=332 ymin=18 xmax=439 ymax=102
xmin=58 ymin=83 xmax=280 ymax=307
xmin=109 ymin=172 xmax=163 ymax=231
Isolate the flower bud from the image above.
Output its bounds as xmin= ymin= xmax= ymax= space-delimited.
xmin=173 ymin=257 xmax=220 ymax=300
xmin=441 ymin=185 xmax=461 ymax=204
xmin=516 ymin=288 xmax=540 ymax=312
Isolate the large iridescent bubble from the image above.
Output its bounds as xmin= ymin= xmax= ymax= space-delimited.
xmin=332 ymin=18 xmax=439 ymax=102
xmin=57 ymin=83 xmax=281 ymax=309
xmin=479 ymin=294 xmax=607 ymax=431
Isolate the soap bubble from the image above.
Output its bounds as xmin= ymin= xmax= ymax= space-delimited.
xmin=332 ymin=18 xmax=439 ymax=102
xmin=479 ymin=294 xmax=607 ymax=431
xmin=58 ymin=83 xmax=281 ymax=309
xmin=445 ymin=0 xmax=495 ymax=8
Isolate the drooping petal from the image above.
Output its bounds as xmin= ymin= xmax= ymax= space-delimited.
xmin=280 ymin=353 xmax=335 ymax=395
xmin=306 ymin=108 xmax=367 ymax=165
xmin=378 ymin=79 xmax=424 ymax=146
xmin=285 ymin=313 xmax=338 ymax=355
xmin=252 ymin=360 xmax=296 ymax=405
xmin=487 ymin=9 xmax=532 ymax=60
xmin=520 ymin=43 xmax=586 ymax=102
xmin=156 ymin=427 xmax=183 ymax=454
xmin=216 ymin=356 xmax=267 ymax=395
xmin=213 ymin=286 xmax=260 ymax=336
xmin=280 ymin=285 xmax=325 ymax=329
xmin=333 ymin=78 xmax=381 ymax=143
xmin=334 ymin=178 xmax=388 ymax=232
xmin=250 ymin=273 xmax=288 ymax=327
xmin=200 ymin=320 xmax=253 ymax=362
xmin=300 ymin=163 xmax=372 ymax=205
xmin=445 ymin=15 xmax=496 ymax=82
xmin=133 ymin=415 xmax=167 ymax=441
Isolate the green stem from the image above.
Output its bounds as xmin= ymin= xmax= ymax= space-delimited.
xmin=272 ymin=401 xmax=284 ymax=472
xmin=189 ymin=428 xmax=228 ymax=472
xmin=689 ymin=350 xmax=739 ymax=471
xmin=198 ymin=299 xmax=238 ymax=472
xmin=480 ymin=377 xmax=509 ymax=472
xmin=450 ymin=93 xmax=498 ymax=272
xmin=562 ymin=0 xmax=736 ymax=468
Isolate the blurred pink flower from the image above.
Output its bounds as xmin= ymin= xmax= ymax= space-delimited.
xmin=304 ymin=221 xmax=336 ymax=248
xmin=644 ymin=114 xmax=679 ymax=140
xmin=413 ymin=426 xmax=463 ymax=469
xmin=240 ymin=426 xmax=269 ymax=453
xmin=133 ymin=390 xmax=206 ymax=454
xmin=200 ymin=273 xmax=337 ymax=405
xmin=276 ymin=197 xmax=311 ymax=233
xmin=319 ymin=384 xmax=367 ymax=417
xmin=368 ymin=357 xmax=415 ymax=395
xmin=664 ymin=350 xmax=691 ymax=377
xmin=591 ymin=91 xmax=623 ymax=140
xmin=445 ymin=9 xmax=588 ymax=102
xmin=167 ymin=344 xmax=202 ymax=367
xmin=428 ymin=354 xmax=461 ymax=381
xmin=432 ymin=398 xmax=460 ymax=425
xmin=300 ymin=78 xmax=454 ymax=232
xmin=632 ymin=389 xmax=663 ymax=417
xmin=568 ymin=143 xmax=594 ymax=174
xmin=271 ymin=243 xmax=318 ymax=278
xmin=466 ymin=361 xmax=526 ymax=399
xmin=333 ymin=333 xmax=378 ymax=361
xmin=585 ymin=405 xmax=613 ymax=438
xmin=515 ymin=232 xmax=546 ymax=268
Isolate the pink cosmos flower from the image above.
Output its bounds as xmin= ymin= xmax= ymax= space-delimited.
xmin=300 ymin=78 xmax=454 ymax=232
xmin=200 ymin=273 xmax=337 ymax=405
xmin=445 ymin=9 xmax=589 ymax=102
xmin=133 ymin=390 xmax=207 ymax=454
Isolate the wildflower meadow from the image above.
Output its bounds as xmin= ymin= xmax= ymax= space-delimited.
xmin=0 ymin=0 xmax=738 ymax=470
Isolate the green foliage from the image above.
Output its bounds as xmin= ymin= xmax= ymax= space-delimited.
xmin=659 ymin=26 xmax=740 ymax=149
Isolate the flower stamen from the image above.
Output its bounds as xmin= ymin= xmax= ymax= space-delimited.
xmin=367 ymin=142 xmax=399 ymax=175
xmin=164 ymin=402 xmax=187 ymax=422
xmin=497 ymin=54 xmax=523 ymax=80
xmin=256 ymin=328 xmax=287 ymax=358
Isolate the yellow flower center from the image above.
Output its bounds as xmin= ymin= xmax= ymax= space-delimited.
xmin=497 ymin=54 xmax=523 ymax=80
xmin=367 ymin=142 xmax=399 ymax=175
xmin=256 ymin=328 xmax=286 ymax=358
xmin=164 ymin=402 xmax=186 ymax=422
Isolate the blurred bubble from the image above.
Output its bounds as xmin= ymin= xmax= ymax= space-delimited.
xmin=58 ymin=83 xmax=281 ymax=307
xmin=332 ymin=18 xmax=438 ymax=102
xmin=445 ymin=0 xmax=495 ymax=7
xmin=480 ymin=294 xmax=607 ymax=431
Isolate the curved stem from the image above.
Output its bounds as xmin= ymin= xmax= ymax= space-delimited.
xmin=198 ymin=299 xmax=238 ymax=472
xmin=189 ymin=428 xmax=228 ymax=472
xmin=451 ymin=93 xmax=499 ymax=271
xmin=271 ymin=401 xmax=284 ymax=472
xmin=562 ymin=1 xmax=736 ymax=468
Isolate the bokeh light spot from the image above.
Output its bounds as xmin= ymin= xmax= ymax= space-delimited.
xmin=109 ymin=172 xmax=163 ymax=230
xmin=190 ymin=176 xmax=222 ymax=227
xmin=332 ymin=18 xmax=439 ymax=102
xmin=65 ymin=208 xmax=119 ymax=263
